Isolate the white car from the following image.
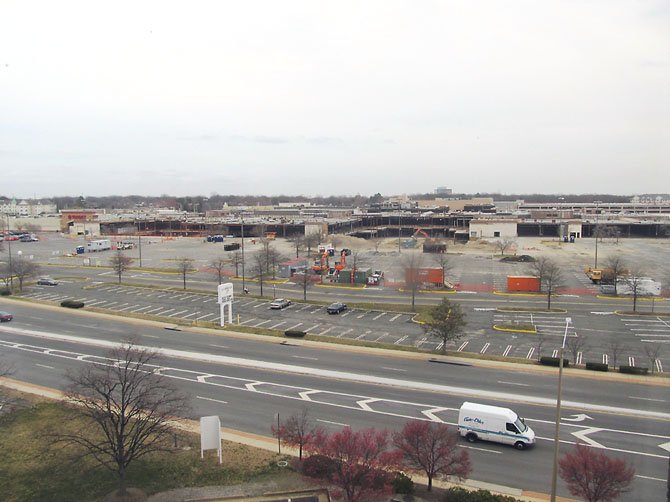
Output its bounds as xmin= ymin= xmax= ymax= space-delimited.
xmin=270 ymin=298 xmax=292 ymax=310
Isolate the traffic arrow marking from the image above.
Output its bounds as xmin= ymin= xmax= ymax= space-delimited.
xmin=563 ymin=414 xmax=593 ymax=422
xmin=572 ymin=428 xmax=605 ymax=448
xmin=659 ymin=441 xmax=670 ymax=453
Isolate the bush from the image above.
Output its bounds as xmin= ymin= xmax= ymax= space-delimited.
xmin=618 ymin=365 xmax=649 ymax=375
xmin=0 ymin=287 xmax=11 ymax=296
xmin=60 ymin=299 xmax=85 ymax=309
xmin=301 ymin=454 xmax=337 ymax=480
xmin=443 ymin=487 xmax=522 ymax=501
xmin=539 ymin=356 xmax=570 ymax=368
xmin=392 ymin=471 xmax=414 ymax=494
xmin=585 ymin=361 xmax=608 ymax=372
xmin=284 ymin=330 xmax=306 ymax=338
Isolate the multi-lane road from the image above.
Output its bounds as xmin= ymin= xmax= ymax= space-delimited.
xmin=0 ymin=300 xmax=668 ymax=500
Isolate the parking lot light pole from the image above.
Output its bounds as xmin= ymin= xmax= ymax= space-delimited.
xmin=241 ymin=214 xmax=246 ymax=292
xmin=550 ymin=316 xmax=571 ymax=502
xmin=593 ymin=200 xmax=602 ymax=268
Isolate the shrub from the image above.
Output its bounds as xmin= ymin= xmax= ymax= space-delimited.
xmin=284 ymin=330 xmax=306 ymax=338
xmin=301 ymin=454 xmax=337 ymax=480
xmin=392 ymin=471 xmax=414 ymax=494
xmin=60 ymin=299 xmax=85 ymax=309
xmin=585 ymin=361 xmax=608 ymax=372
xmin=443 ymin=487 xmax=522 ymax=501
xmin=0 ymin=287 xmax=11 ymax=296
xmin=618 ymin=365 xmax=649 ymax=375
xmin=539 ymin=356 xmax=570 ymax=368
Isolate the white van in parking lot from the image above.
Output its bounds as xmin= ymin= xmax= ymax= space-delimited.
xmin=458 ymin=402 xmax=535 ymax=450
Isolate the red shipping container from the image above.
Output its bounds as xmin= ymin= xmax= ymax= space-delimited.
xmin=405 ymin=267 xmax=444 ymax=286
xmin=507 ymin=275 xmax=540 ymax=292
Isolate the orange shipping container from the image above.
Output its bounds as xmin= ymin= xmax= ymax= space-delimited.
xmin=405 ymin=267 xmax=444 ymax=286
xmin=507 ymin=275 xmax=540 ymax=292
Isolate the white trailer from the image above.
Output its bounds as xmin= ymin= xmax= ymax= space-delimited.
xmin=458 ymin=402 xmax=535 ymax=450
xmin=86 ymin=239 xmax=112 ymax=252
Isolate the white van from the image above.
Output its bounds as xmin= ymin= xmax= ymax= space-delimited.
xmin=458 ymin=402 xmax=535 ymax=450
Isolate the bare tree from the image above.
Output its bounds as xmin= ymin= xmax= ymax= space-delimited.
xmin=643 ymin=344 xmax=662 ymax=374
xmin=0 ymin=358 xmax=16 ymax=412
xmin=175 ymin=257 xmax=194 ymax=290
xmin=432 ymin=253 xmax=453 ymax=288
xmin=622 ymin=266 xmax=646 ymax=313
xmin=565 ymin=334 xmax=588 ymax=365
xmin=298 ymin=271 xmax=312 ymax=301
xmin=607 ymin=339 xmax=626 ymax=370
xmin=109 ymin=250 xmax=133 ymax=284
xmin=266 ymin=246 xmax=284 ymax=280
xmin=57 ymin=340 xmax=190 ymax=497
xmin=9 ymin=256 xmax=41 ymax=292
xmin=373 ymin=239 xmax=383 ymax=254
xmin=209 ymin=256 xmax=228 ymax=285
xmin=271 ymin=407 xmax=324 ymax=461
xmin=252 ymin=252 xmax=267 ymax=297
xmin=495 ymin=238 xmax=516 ymax=256
xmin=535 ymin=332 xmax=546 ymax=361
xmin=304 ymin=232 xmax=322 ymax=257
xmin=231 ymin=251 xmax=243 ymax=278
xmin=402 ymin=252 xmax=425 ymax=309
xmin=529 ymin=256 xmax=564 ymax=310
xmin=604 ymin=255 xmax=627 ymax=295
xmin=422 ymin=298 xmax=467 ymax=354
xmin=288 ymin=235 xmax=305 ymax=258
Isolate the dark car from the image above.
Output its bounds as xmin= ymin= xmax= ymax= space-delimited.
xmin=269 ymin=298 xmax=292 ymax=310
xmin=327 ymin=302 xmax=347 ymax=314
xmin=0 ymin=311 xmax=13 ymax=322
xmin=37 ymin=277 xmax=58 ymax=286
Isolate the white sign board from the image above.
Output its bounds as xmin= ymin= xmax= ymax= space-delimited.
xmin=200 ymin=415 xmax=222 ymax=463
xmin=217 ymin=283 xmax=234 ymax=327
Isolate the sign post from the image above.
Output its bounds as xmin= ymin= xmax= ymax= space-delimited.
xmin=217 ymin=283 xmax=234 ymax=327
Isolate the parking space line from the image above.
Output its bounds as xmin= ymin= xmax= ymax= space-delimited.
xmin=526 ymin=347 xmax=535 ymax=359
xmin=268 ymin=321 xmax=287 ymax=329
xmin=181 ymin=312 xmax=199 ymax=319
xmin=318 ymin=327 xmax=334 ymax=336
xmin=131 ymin=305 xmax=153 ymax=313
xmin=373 ymin=312 xmax=386 ymax=320
xmin=253 ymin=302 xmax=267 ymax=309
xmin=167 ymin=309 xmax=189 ymax=317
xmin=503 ymin=345 xmax=512 ymax=357
xmin=337 ymin=328 xmax=353 ymax=338
xmin=457 ymin=341 xmax=468 ymax=352
xmin=480 ymin=343 xmax=490 ymax=354
xmin=119 ymin=304 xmax=141 ymax=312
xmin=285 ymin=323 xmax=304 ymax=331
xmin=144 ymin=306 xmax=164 ymax=314
xmin=394 ymin=335 xmax=408 ymax=345
xmin=356 ymin=311 xmax=369 ymax=319
xmin=253 ymin=320 xmax=272 ymax=327
xmin=374 ymin=332 xmax=389 ymax=342
xmin=154 ymin=308 xmax=175 ymax=316
xmin=576 ymin=352 xmax=583 ymax=365
xmin=304 ymin=324 xmax=321 ymax=333
xmin=341 ymin=311 xmax=351 ymax=317
xmin=415 ymin=337 xmax=427 ymax=347
xmin=203 ymin=298 xmax=216 ymax=303
xmin=628 ymin=356 xmax=635 ymax=366
xmin=196 ymin=313 xmax=215 ymax=320
xmin=389 ymin=314 xmax=402 ymax=322
xmin=86 ymin=300 xmax=108 ymax=307
xmin=240 ymin=318 xmax=257 ymax=325
xmin=355 ymin=330 xmax=371 ymax=340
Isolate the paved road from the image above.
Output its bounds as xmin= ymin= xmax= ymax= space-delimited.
xmin=0 ymin=301 xmax=668 ymax=500
xmin=19 ymin=264 xmax=670 ymax=371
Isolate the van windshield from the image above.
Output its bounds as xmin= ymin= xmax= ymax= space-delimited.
xmin=515 ymin=417 xmax=527 ymax=433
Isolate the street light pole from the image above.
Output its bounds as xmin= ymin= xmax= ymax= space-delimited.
xmin=4 ymin=214 xmax=13 ymax=288
xmin=398 ymin=212 xmax=402 ymax=253
xmin=550 ymin=317 xmax=572 ymax=501
xmin=241 ymin=214 xmax=246 ymax=292
xmin=593 ymin=200 xmax=602 ymax=268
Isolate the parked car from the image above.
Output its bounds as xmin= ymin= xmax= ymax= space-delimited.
xmin=0 ymin=311 xmax=13 ymax=322
xmin=20 ymin=234 xmax=39 ymax=242
xmin=37 ymin=277 xmax=58 ymax=286
xmin=270 ymin=298 xmax=292 ymax=310
xmin=327 ymin=302 xmax=347 ymax=314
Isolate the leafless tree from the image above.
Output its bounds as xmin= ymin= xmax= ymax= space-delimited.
xmin=565 ymin=334 xmax=588 ymax=365
xmin=231 ymin=251 xmax=243 ymax=278
xmin=109 ymin=250 xmax=133 ymax=284
xmin=432 ymin=253 xmax=453 ymax=288
xmin=9 ymin=256 xmax=41 ymax=292
xmin=56 ymin=340 xmax=190 ymax=497
xmin=373 ymin=239 xmax=383 ymax=253
xmin=622 ymin=265 xmax=647 ymax=313
xmin=643 ymin=344 xmax=662 ymax=373
xmin=607 ymin=339 xmax=626 ymax=370
xmin=209 ymin=256 xmax=228 ymax=285
xmin=495 ymin=238 xmax=516 ymax=256
xmin=297 ymin=270 xmax=312 ymax=301
xmin=535 ymin=333 xmax=546 ymax=361
xmin=252 ymin=252 xmax=267 ymax=297
xmin=271 ymin=407 xmax=324 ymax=461
xmin=304 ymin=232 xmax=322 ymax=257
xmin=402 ymin=252 xmax=425 ymax=309
xmin=604 ymin=255 xmax=627 ymax=295
xmin=0 ymin=358 xmax=16 ymax=412
xmin=175 ymin=257 xmax=194 ymax=290
xmin=267 ymin=247 xmax=284 ymax=280
xmin=288 ymin=235 xmax=305 ymax=258
xmin=529 ymin=256 xmax=564 ymax=310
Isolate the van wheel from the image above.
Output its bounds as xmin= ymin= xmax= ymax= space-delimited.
xmin=465 ymin=433 xmax=478 ymax=443
xmin=514 ymin=441 xmax=526 ymax=450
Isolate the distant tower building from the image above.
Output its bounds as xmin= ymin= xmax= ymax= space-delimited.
xmin=435 ymin=186 xmax=453 ymax=196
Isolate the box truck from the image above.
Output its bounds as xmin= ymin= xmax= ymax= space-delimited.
xmin=86 ymin=239 xmax=112 ymax=252
xmin=458 ymin=402 xmax=535 ymax=450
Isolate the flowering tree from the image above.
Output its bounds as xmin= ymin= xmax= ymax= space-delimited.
xmin=271 ymin=408 xmax=324 ymax=460
xmin=311 ymin=427 xmax=399 ymax=502
xmin=559 ymin=444 xmax=635 ymax=502
xmin=393 ymin=420 xmax=471 ymax=491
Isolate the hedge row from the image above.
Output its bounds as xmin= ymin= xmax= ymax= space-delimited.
xmin=284 ymin=330 xmax=306 ymax=338
xmin=61 ymin=299 xmax=85 ymax=309
xmin=618 ymin=365 xmax=649 ymax=375
xmin=442 ymin=487 xmax=522 ymax=501
xmin=539 ymin=356 xmax=570 ymax=368
xmin=585 ymin=361 xmax=608 ymax=372
xmin=0 ymin=287 xmax=11 ymax=296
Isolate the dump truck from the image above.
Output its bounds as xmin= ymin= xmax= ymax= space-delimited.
xmin=584 ymin=267 xmax=626 ymax=284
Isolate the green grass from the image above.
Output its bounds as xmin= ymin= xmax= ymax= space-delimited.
xmin=0 ymin=401 xmax=284 ymax=502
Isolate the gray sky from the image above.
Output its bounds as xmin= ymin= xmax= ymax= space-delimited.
xmin=1 ymin=1 xmax=668 ymax=198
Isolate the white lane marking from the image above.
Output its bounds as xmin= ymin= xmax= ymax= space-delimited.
xmin=357 ymin=398 xmax=380 ymax=411
xmin=635 ymin=475 xmax=666 ymax=482
xmin=374 ymin=332 xmax=389 ymax=342
xmin=497 ymin=381 xmax=530 ymax=387
xmin=317 ymin=419 xmax=349 ymax=427
xmin=480 ymin=343 xmax=490 ymax=354
xmin=268 ymin=321 xmax=287 ymax=330
xmin=474 ymin=307 xmax=496 ymax=311
xmin=394 ymin=335 xmax=408 ymax=345
xmin=144 ymin=335 xmax=160 ymax=339
xmin=389 ymin=314 xmax=402 ymax=321
xmin=196 ymin=396 xmax=228 ymax=405
xmin=355 ymin=330 xmax=371 ymax=340
xmin=502 ymin=345 xmax=512 ymax=357
xmin=208 ymin=344 xmax=229 ymax=349
xmin=460 ymin=445 xmax=502 ymax=454
xmin=285 ymin=323 xmax=304 ymax=331
xmin=337 ymin=328 xmax=353 ymax=338
xmin=154 ymin=308 xmax=175 ymax=316
xmin=373 ymin=312 xmax=386 ymax=320
xmin=422 ymin=406 xmax=448 ymax=422
xmin=36 ymin=364 xmax=54 ymax=369
xmin=130 ymin=305 xmax=153 ymax=313
xmin=253 ymin=320 xmax=272 ymax=327
xmin=382 ymin=367 xmax=407 ymax=372
xmin=318 ymin=327 xmax=334 ymax=336
xmin=526 ymin=347 xmax=535 ymax=359
xmin=240 ymin=318 xmax=257 ymax=325
xmin=144 ymin=307 xmax=165 ymax=314
xmin=167 ymin=310 xmax=189 ymax=317
xmin=304 ymin=324 xmax=321 ymax=333
xmin=562 ymin=414 xmax=592 ymax=422
xmin=571 ymin=428 xmax=605 ymax=448
xmin=119 ymin=304 xmax=141 ymax=312
xmin=457 ymin=341 xmax=468 ymax=352
xmin=293 ymin=356 xmax=318 ymax=361
xmin=629 ymin=397 xmax=666 ymax=403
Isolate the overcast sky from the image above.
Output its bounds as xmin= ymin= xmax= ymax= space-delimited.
xmin=1 ymin=1 xmax=668 ymax=198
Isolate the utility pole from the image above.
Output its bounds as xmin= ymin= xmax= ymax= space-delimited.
xmin=241 ymin=214 xmax=246 ymax=292
xmin=550 ymin=317 xmax=572 ymax=501
xmin=138 ymin=235 xmax=142 ymax=268
xmin=593 ymin=200 xmax=602 ymax=268
xmin=398 ymin=212 xmax=402 ymax=253
xmin=5 ymin=214 xmax=13 ymax=288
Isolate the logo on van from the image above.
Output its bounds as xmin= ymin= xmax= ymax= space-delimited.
xmin=463 ymin=416 xmax=483 ymax=424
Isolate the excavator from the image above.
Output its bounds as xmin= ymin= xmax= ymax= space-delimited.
xmin=334 ymin=249 xmax=348 ymax=271
xmin=311 ymin=249 xmax=330 ymax=273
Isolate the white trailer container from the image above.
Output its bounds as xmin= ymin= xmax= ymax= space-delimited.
xmin=458 ymin=402 xmax=535 ymax=450
xmin=86 ymin=239 xmax=112 ymax=252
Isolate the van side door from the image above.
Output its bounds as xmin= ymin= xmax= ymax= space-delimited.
xmin=505 ymin=422 xmax=520 ymax=444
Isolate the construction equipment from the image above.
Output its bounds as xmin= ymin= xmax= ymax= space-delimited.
xmin=584 ymin=267 xmax=624 ymax=284
xmin=311 ymin=249 xmax=330 ymax=272
xmin=334 ymin=249 xmax=348 ymax=271
xmin=264 ymin=232 xmax=276 ymax=240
